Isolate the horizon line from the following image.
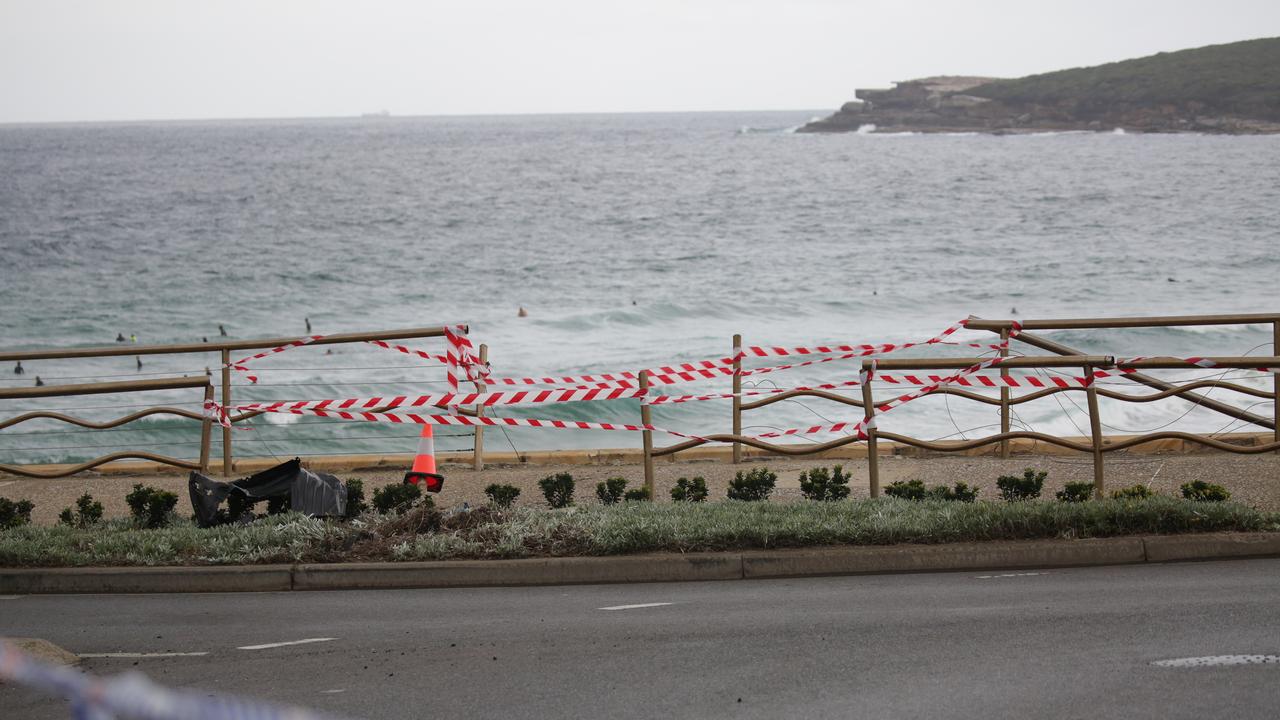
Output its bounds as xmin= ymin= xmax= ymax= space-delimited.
xmin=0 ymin=107 xmax=830 ymax=129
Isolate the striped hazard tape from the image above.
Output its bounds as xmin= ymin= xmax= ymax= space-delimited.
xmin=225 ymin=334 xmax=325 ymax=384
xmin=486 ymin=319 xmax=1021 ymax=389
xmin=234 ymin=386 xmax=648 ymax=414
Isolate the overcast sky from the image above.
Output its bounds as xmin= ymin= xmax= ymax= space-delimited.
xmin=2 ymin=0 xmax=1278 ymax=123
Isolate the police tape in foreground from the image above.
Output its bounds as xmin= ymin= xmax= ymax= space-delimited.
xmin=0 ymin=639 xmax=346 ymax=720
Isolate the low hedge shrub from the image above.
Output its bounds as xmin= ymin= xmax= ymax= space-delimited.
xmin=727 ymin=467 xmax=775 ymax=501
xmin=1111 ymin=484 xmax=1155 ymax=500
xmin=884 ymin=479 xmax=927 ymax=500
xmin=623 ymin=487 xmax=651 ymax=502
xmin=596 ymin=477 xmax=628 ymax=505
xmin=885 ymin=480 xmax=978 ymax=502
xmin=484 ymin=483 xmax=521 ymax=508
xmin=344 ymin=479 xmax=368 ymax=518
xmin=125 ymin=484 xmax=178 ymax=529
xmin=670 ymin=477 xmax=708 ymax=502
xmin=1181 ymin=480 xmax=1230 ymax=502
xmin=997 ymin=469 xmax=1046 ymax=501
xmin=1056 ymin=482 xmax=1095 ymax=503
xmin=372 ymin=482 xmax=423 ymax=515
xmin=928 ymin=482 xmax=980 ymax=503
xmin=799 ymin=466 xmax=852 ymax=501
xmin=539 ymin=473 xmax=576 ymax=508
xmin=0 ymin=498 xmax=34 ymax=530
xmin=58 ymin=494 xmax=104 ymax=528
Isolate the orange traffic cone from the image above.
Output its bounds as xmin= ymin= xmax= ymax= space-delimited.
xmin=404 ymin=424 xmax=444 ymax=493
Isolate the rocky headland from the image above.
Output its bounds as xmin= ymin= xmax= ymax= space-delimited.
xmin=800 ymin=37 xmax=1280 ymax=134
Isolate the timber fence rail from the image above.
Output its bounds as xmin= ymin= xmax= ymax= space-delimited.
xmin=3 ymin=314 xmax=1277 ymax=488
xmin=0 ymin=326 xmax=491 ymax=478
xmin=692 ymin=312 xmax=1279 ymax=499
xmin=0 ymin=376 xmax=214 ymax=479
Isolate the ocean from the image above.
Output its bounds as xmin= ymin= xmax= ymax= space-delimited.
xmin=1 ymin=112 xmax=1278 ymax=466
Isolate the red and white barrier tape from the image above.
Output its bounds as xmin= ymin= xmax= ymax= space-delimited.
xmin=210 ymin=403 xmax=706 ymax=440
xmin=740 ymin=318 xmax=1012 ymax=358
xmin=225 ymin=335 xmax=325 ymax=384
xmin=365 ymin=339 xmax=450 ymax=365
xmin=233 ymin=386 xmax=648 ymax=414
xmin=645 ymin=370 xmax=1092 ymax=404
xmin=486 ymin=319 xmax=1020 ymax=389
xmin=1117 ymin=357 xmax=1277 ymax=375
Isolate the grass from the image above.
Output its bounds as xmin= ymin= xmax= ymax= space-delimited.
xmin=969 ymin=37 xmax=1280 ymax=120
xmin=0 ymin=497 xmax=1276 ymax=568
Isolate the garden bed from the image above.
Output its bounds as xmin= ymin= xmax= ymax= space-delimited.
xmin=1 ymin=496 xmax=1275 ymax=568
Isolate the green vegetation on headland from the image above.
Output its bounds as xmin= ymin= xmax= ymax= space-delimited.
xmin=1 ymin=496 xmax=1274 ymax=568
xmin=800 ymin=37 xmax=1280 ymax=134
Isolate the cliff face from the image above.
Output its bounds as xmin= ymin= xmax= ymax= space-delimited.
xmin=800 ymin=38 xmax=1280 ymax=134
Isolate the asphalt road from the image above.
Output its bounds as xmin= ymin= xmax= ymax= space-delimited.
xmin=3 ymin=559 xmax=1279 ymax=719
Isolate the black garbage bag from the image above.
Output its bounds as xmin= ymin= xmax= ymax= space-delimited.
xmin=189 ymin=458 xmax=347 ymax=527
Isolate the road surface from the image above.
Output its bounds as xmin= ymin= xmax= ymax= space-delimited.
xmin=3 ymin=559 xmax=1279 ymax=719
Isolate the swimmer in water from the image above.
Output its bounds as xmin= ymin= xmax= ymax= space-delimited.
xmin=306 ymin=317 xmax=312 ymax=333
xmin=35 ymin=376 xmax=44 ymax=387
xmin=130 ymin=334 xmax=137 ymax=343
xmin=13 ymin=361 xmax=23 ymax=375
xmin=116 ymin=333 xmax=126 ymax=342
xmin=219 ymin=324 xmax=227 ymax=337
xmin=518 ymin=307 xmax=528 ymax=318
xmin=136 ymin=356 xmax=143 ymax=370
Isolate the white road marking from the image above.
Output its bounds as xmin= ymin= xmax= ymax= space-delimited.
xmin=1153 ymin=655 xmax=1280 ymax=667
xmin=237 ymin=637 xmax=337 ymax=651
xmin=0 ymin=595 xmax=21 ymax=600
xmin=976 ymin=572 xmax=1049 ymax=579
xmin=598 ymin=602 xmax=675 ymax=611
xmin=79 ymin=652 xmax=209 ymax=658
xmin=321 ymin=689 xmax=347 ymax=694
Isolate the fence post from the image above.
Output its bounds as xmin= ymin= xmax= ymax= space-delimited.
xmin=1274 ymin=321 xmax=1279 ymax=453
xmin=220 ymin=348 xmax=232 ymax=476
xmin=860 ymin=361 xmax=880 ymax=498
xmin=639 ymin=370 xmax=655 ymax=497
xmin=1000 ymin=327 xmax=1011 ymax=458
xmin=732 ymin=333 xmax=742 ymax=464
xmin=199 ymin=383 xmax=213 ymax=473
xmin=473 ymin=344 xmax=487 ymax=471
xmin=1084 ymin=364 xmax=1105 ymax=498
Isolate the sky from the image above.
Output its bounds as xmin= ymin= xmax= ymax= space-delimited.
xmin=1 ymin=0 xmax=1279 ymax=123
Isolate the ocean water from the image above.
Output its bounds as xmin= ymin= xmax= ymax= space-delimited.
xmin=1 ymin=112 xmax=1278 ymax=466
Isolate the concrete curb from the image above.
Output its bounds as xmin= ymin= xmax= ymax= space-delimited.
xmin=2 ymin=533 xmax=1277 ymax=594
xmin=1142 ymin=532 xmax=1280 ymax=563
xmin=741 ymin=537 xmax=1147 ymax=579
xmin=0 ymin=564 xmax=293 ymax=594
xmin=293 ymin=553 xmax=743 ymax=590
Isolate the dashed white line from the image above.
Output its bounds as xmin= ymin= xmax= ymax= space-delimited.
xmin=976 ymin=572 xmax=1049 ymax=580
xmin=0 ymin=595 xmax=21 ymax=600
xmin=237 ymin=637 xmax=337 ymax=651
xmin=598 ymin=602 xmax=675 ymax=611
xmin=79 ymin=652 xmax=209 ymax=658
